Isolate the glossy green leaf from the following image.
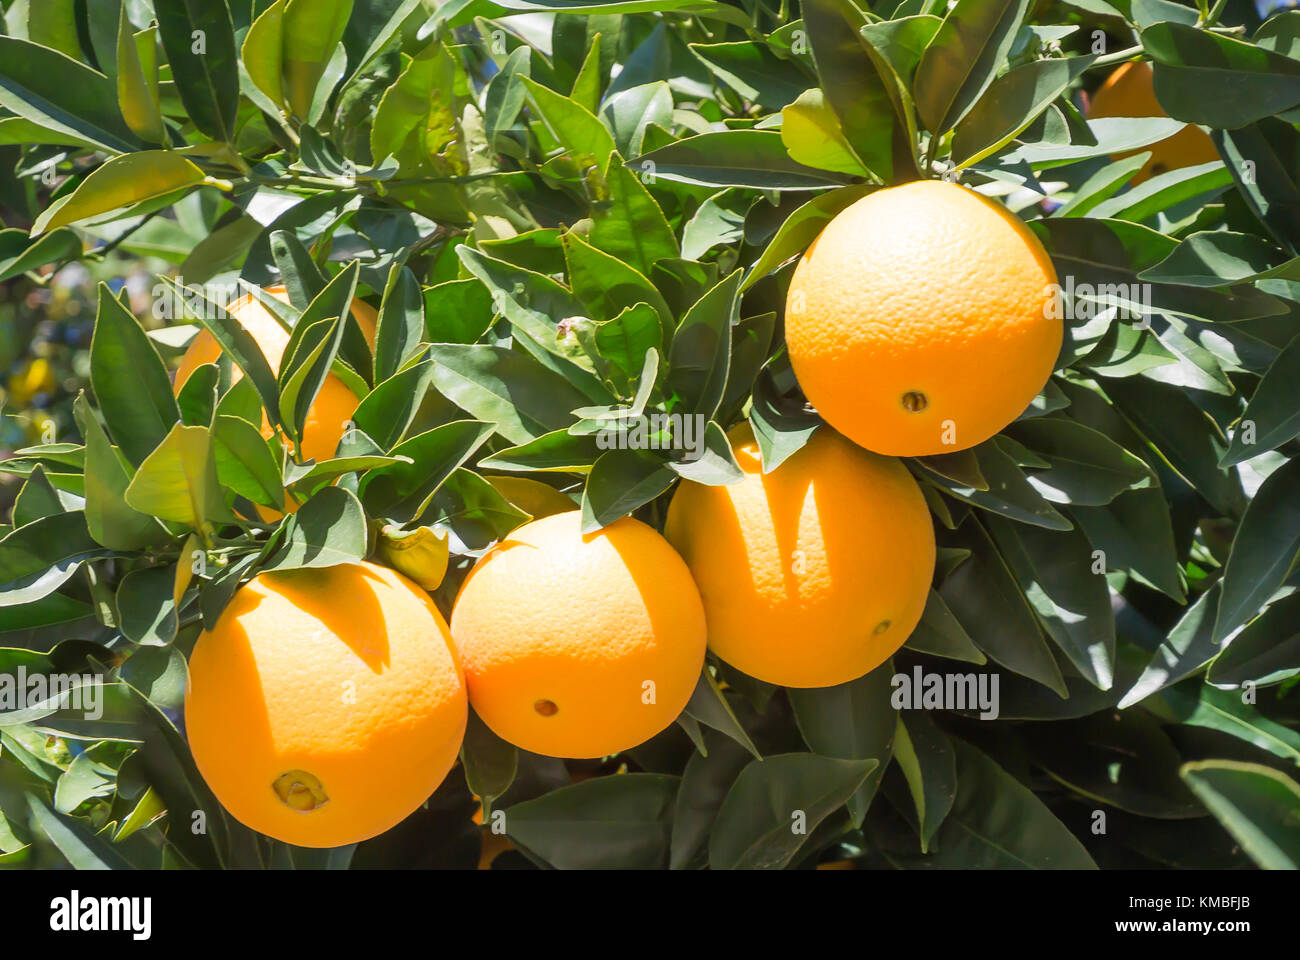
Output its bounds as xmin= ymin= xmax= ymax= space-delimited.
xmin=283 ymin=0 xmax=354 ymax=119
xmin=124 ymin=423 xmax=233 ymax=532
xmin=708 ymin=754 xmax=876 ymax=870
xmin=1213 ymin=456 xmax=1300 ymax=645
xmin=1180 ymin=761 xmax=1300 ymax=870
xmin=155 ymin=0 xmax=240 ymax=142
xmin=789 ymin=665 xmax=896 ymax=827
xmin=506 ymin=774 xmax=679 ymax=869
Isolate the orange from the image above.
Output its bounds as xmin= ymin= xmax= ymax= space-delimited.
xmin=173 ymin=285 xmax=377 ymax=465
xmin=664 ymin=425 xmax=934 ymax=688
xmin=185 ymin=561 xmax=467 ymax=848
xmin=449 ymin=511 xmax=706 ymax=759
xmin=1087 ymin=61 xmax=1219 ymax=184
xmin=785 ymin=179 xmax=1061 ymax=457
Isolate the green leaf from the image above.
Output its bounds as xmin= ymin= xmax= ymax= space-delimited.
xmin=682 ymin=668 xmax=761 ymax=760
xmin=27 ymin=0 xmax=81 ymax=59
xmin=905 ymin=588 xmax=987 ymax=664
xmin=159 ymin=277 xmax=284 ymax=437
xmin=1008 ymin=417 xmax=1155 ymax=506
xmin=892 ymin=713 xmax=956 ymax=854
xmin=742 ymin=184 xmax=875 ymax=290
xmin=689 ymin=41 xmax=808 ymax=113
xmin=1213 ymin=456 xmax=1300 ymax=645
xmin=11 ymin=466 xmax=68 ymax=528
xmin=939 ymin=516 xmax=1067 ymax=697
xmin=242 ymin=0 xmax=287 ymax=108
xmin=277 ymin=263 xmax=360 ymax=447
xmin=1149 ymin=682 xmax=1300 ymax=765
xmin=580 ymin=448 xmax=676 ymax=533
xmin=0 ymin=37 xmax=141 ymax=153
xmin=505 ymin=774 xmax=679 ymax=869
xmin=0 ymin=228 xmax=82 ymax=283
xmin=270 ymin=230 xmax=326 ymax=311
xmin=155 ymin=0 xmax=240 ymax=142
xmin=707 ymin=754 xmax=876 ymax=870
xmin=282 ymin=0 xmax=354 ymax=119
xmin=116 ymin=15 xmax=165 ymax=145
xmin=631 ymin=131 xmax=853 ymax=190
xmin=1027 ymin=710 xmax=1201 ymax=819
xmin=36 ymin=151 xmax=206 ymax=235
xmin=1005 ymin=116 xmax=1186 ymax=168
xmin=1208 ymin=592 xmax=1300 ymax=688
xmin=788 ymin=665 xmax=896 ymax=827
xmin=428 ymin=344 xmax=590 ymax=445
xmin=460 ymin=708 xmax=517 ymax=814
xmin=681 ymin=191 xmax=747 ymax=262
xmin=899 ymin=738 xmax=1096 ymax=868
xmin=1222 ymin=336 xmax=1300 ymax=466
xmin=1143 ymin=21 xmax=1300 ymax=129
xmin=456 ymin=246 xmax=604 ymax=397
xmin=914 ymin=438 xmax=1072 ymax=531
xmin=600 ymin=82 xmax=673 ymax=160
xmin=668 ymin=421 xmax=743 ymax=486
xmin=359 ymin=420 xmax=495 ymax=523
xmin=562 ymin=230 xmax=672 ymax=328
xmin=1086 ymin=161 xmax=1231 ymax=224
xmin=1072 ymin=487 xmax=1185 ymax=602
xmin=74 ymin=396 xmax=168 ymax=550
xmin=590 ymin=157 xmax=680 ymax=275
xmin=780 ymin=88 xmax=870 ymax=177
xmin=913 ymin=0 xmax=1032 ymax=135
xmin=748 ymin=359 xmax=820 ymax=473
xmin=353 ymin=359 xmax=434 ymax=451
xmin=369 ymin=41 xmax=464 ymax=203
xmin=670 ymin=731 xmax=751 ymax=869
xmin=125 ymin=422 xmax=233 ymax=532
xmin=1139 ymin=231 xmax=1300 ymax=289
xmin=116 ymin=564 xmax=182 ymax=647
xmin=374 ymin=264 xmax=424 ymax=383
xmin=212 ymin=414 xmax=286 ymax=511
xmin=952 ymin=55 xmax=1095 ymax=168
xmin=1052 ymin=153 xmax=1153 ymax=219
xmin=1119 ymin=584 xmax=1222 ymax=709
xmin=26 ymin=795 xmax=130 ymax=870
xmin=265 ymin=486 xmax=367 ymax=571
xmin=521 ymin=74 xmax=617 ymax=175
xmin=89 ymin=284 xmax=180 ymax=467
xmin=0 ymin=513 xmax=110 ymax=608
xmin=1180 ymin=761 xmax=1300 ymax=870
xmin=1212 ymin=120 xmax=1300 ymax=254
xmin=478 ymin=429 xmax=602 ymax=474
xmin=485 ymin=45 xmax=531 ymax=146
xmin=666 ymin=269 xmax=740 ymax=419
xmin=595 ymin=309 xmax=664 ymax=394
xmin=426 ymin=468 xmax=530 ymax=549
xmin=176 ymin=362 xmax=219 ymax=428
xmin=802 ymin=0 xmax=905 ymax=182
xmin=424 ymin=279 xmax=496 ymax=345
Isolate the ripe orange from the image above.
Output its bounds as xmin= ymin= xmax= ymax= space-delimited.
xmin=174 ymin=285 xmax=377 ymax=464
xmin=785 ymin=179 xmax=1061 ymax=457
xmin=449 ymin=511 xmax=706 ymax=759
xmin=664 ymin=425 xmax=934 ymax=688
xmin=1087 ymin=61 xmax=1219 ymax=184
xmin=185 ymin=561 xmax=467 ymax=848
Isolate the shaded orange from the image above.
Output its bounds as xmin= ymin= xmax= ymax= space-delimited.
xmin=449 ymin=511 xmax=706 ymax=759
xmin=665 ymin=425 xmax=934 ymax=688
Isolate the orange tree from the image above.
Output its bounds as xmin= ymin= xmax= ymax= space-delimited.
xmin=1 ymin=0 xmax=1299 ymax=870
